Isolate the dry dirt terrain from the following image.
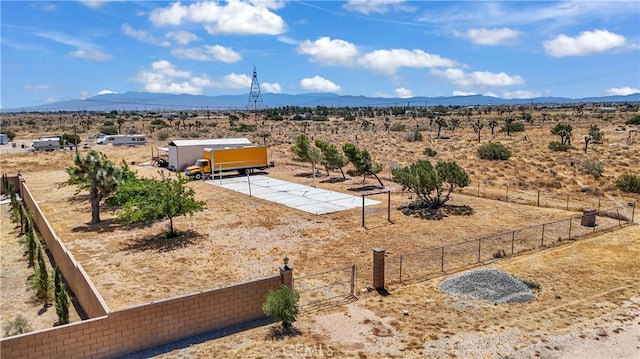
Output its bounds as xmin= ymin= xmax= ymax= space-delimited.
xmin=1 ymin=110 xmax=639 ymax=357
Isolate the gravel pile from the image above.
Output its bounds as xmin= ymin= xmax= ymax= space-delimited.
xmin=439 ymin=268 xmax=535 ymax=303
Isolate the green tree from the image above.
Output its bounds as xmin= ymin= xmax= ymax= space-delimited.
xmin=60 ymin=151 xmax=131 ymax=224
xmin=392 ymin=160 xmax=470 ymax=208
xmin=33 ymin=245 xmax=51 ymax=305
xmin=488 ymin=119 xmax=499 ymax=136
xmin=315 ymin=139 xmax=348 ymax=179
xmin=435 ymin=117 xmax=448 ymax=138
xmin=471 ymin=119 xmax=484 ymax=143
xmin=291 ymin=134 xmax=323 ymax=187
xmin=112 ymin=172 xmax=206 ymax=238
xmin=551 ymin=123 xmax=573 ymax=144
xmin=3 ymin=130 xmax=17 ymax=142
xmin=262 ymin=285 xmax=300 ymax=329
xmin=342 ymin=143 xmax=384 ymax=187
xmin=55 ymin=283 xmax=70 ymax=325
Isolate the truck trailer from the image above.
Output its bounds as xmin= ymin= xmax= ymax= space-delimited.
xmin=185 ymin=146 xmax=272 ymax=180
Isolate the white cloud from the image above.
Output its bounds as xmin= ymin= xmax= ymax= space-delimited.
xmin=606 ymin=87 xmax=640 ymax=96
xmin=35 ymin=31 xmax=112 ymax=61
xmin=30 ymin=2 xmax=56 ymax=11
xmin=543 ymin=29 xmax=626 ymax=57
xmin=452 ymin=90 xmax=478 ymax=96
xmin=277 ymin=35 xmax=297 ymax=45
xmin=300 ymin=76 xmax=341 ymax=92
xmin=96 ymin=90 xmax=118 ymax=95
xmin=394 ymin=88 xmax=413 ymax=98
xmin=70 ymin=49 xmax=112 ymax=61
xmin=78 ymin=1 xmax=110 ymax=9
xmin=501 ymin=90 xmax=542 ymax=99
xmin=21 ymin=85 xmax=60 ymax=92
xmin=122 ymin=24 xmax=171 ymax=47
xmin=171 ymin=45 xmax=242 ymax=63
xmin=457 ymin=28 xmax=521 ymax=46
xmin=133 ymin=60 xmax=201 ymax=95
xmin=221 ymin=73 xmax=252 ymax=89
xmin=149 ymin=1 xmax=286 ymax=35
xmin=358 ymin=49 xmax=455 ymax=75
xmin=343 ymin=0 xmax=415 ymax=15
xmin=431 ymin=68 xmax=524 ymax=87
xmin=262 ymin=82 xmax=282 ymax=93
xmin=297 ymin=37 xmax=358 ymax=66
xmin=166 ymin=30 xmax=199 ymax=45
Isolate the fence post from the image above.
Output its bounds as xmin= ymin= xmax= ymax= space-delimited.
xmin=511 ymin=231 xmax=515 ymax=255
xmin=387 ymin=191 xmax=391 ymax=223
xmin=566 ymin=194 xmax=569 ymax=210
xmin=350 ymin=265 xmax=356 ymax=296
xmin=477 ymin=182 xmax=480 ymax=197
xmin=537 ymin=189 xmax=540 ymax=207
xmin=280 ymin=259 xmax=293 ymax=289
xmin=541 ymin=223 xmax=545 ymax=247
xmin=372 ymin=248 xmax=385 ymax=290
xmin=633 ymin=202 xmax=636 ymax=224
xmin=597 ymin=197 xmax=601 ymax=213
xmin=399 ymin=255 xmax=403 ymax=284
xmin=506 ymin=185 xmax=509 ymax=202
xmin=477 ymin=238 xmax=481 ymax=263
xmin=362 ymin=195 xmax=365 ymax=228
xmin=617 ymin=209 xmax=621 ymax=227
xmin=568 ymin=217 xmax=572 ymax=239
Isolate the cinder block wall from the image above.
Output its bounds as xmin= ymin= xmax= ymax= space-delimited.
xmin=0 ymin=272 xmax=284 ymax=359
xmin=1 ymin=176 xmax=290 ymax=359
xmin=20 ymin=180 xmax=109 ymax=318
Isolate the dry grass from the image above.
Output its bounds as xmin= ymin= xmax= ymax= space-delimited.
xmin=1 ymin=110 xmax=639 ymax=356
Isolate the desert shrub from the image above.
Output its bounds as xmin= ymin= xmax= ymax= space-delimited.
xmin=234 ymin=123 xmax=257 ymax=132
xmin=156 ymin=131 xmax=170 ymax=141
xmin=423 ymin=147 xmax=437 ymax=157
xmin=102 ymin=120 xmax=115 ymax=126
xmin=403 ymin=130 xmax=422 ymax=142
xmin=206 ymin=122 xmax=218 ymax=128
xmin=548 ymin=141 xmax=571 ymax=152
xmin=588 ymin=124 xmax=604 ymax=142
xmin=262 ymin=285 xmax=299 ymax=329
xmin=99 ymin=125 xmax=118 ymax=135
xmin=501 ymin=121 xmax=525 ymax=133
xmin=389 ymin=122 xmax=406 ymax=132
xmin=514 ymin=276 xmax=541 ymax=290
xmin=580 ymin=159 xmax=604 ymax=178
xmin=625 ymin=115 xmax=640 ymax=125
xmin=3 ymin=314 xmax=32 ymax=336
xmin=615 ymin=174 xmax=640 ymax=194
xmin=150 ymin=119 xmax=168 ymax=128
xmin=477 ymin=142 xmax=511 ymax=160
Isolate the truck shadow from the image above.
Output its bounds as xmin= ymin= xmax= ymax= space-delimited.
xmin=122 ymin=229 xmax=202 ymax=253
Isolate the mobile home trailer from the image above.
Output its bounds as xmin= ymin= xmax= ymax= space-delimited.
xmin=31 ymin=138 xmax=62 ymax=152
xmin=97 ymin=134 xmax=147 ymax=146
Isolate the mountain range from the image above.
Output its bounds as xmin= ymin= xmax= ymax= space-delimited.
xmin=4 ymin=92 xmax=639 ymax=113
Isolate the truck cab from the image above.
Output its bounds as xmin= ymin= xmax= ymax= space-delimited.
xmin=185 ymin=159 xmax=210 ymax=180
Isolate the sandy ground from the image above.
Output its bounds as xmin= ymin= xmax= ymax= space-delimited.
xmin=1 ymin=113 xmax=639 ymax=355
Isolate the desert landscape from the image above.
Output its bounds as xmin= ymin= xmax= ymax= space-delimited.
xmin=1 ymin=105 xmax=639 ymax=358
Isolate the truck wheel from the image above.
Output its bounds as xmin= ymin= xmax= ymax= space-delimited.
xmin=194 ymin=173 xmax=202 ymax=180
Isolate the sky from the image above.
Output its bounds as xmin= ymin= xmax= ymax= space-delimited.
xmin=1 ymin=0 xmax=639 ymax=109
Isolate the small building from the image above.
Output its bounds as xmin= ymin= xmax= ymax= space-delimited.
xmin=167 ymin=138 xmax=252 ymax=171
xmin=0 ymin=134 xmax=8 ymax=145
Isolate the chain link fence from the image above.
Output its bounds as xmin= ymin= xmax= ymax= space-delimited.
xmin=397 ymin=207 xmax=633 ymax=284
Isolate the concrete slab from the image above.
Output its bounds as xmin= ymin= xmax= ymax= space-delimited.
xmin=205 ymin=175 xmax=380 ymax=215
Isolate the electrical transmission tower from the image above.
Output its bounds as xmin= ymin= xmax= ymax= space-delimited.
xmin=247 ymin=65 xmax=264 ymax=113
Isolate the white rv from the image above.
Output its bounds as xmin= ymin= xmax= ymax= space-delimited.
xmin=31 ymin=138 xmax=62 ymax=152
xmin=96 ymin=134 xmax=147 ymax=146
